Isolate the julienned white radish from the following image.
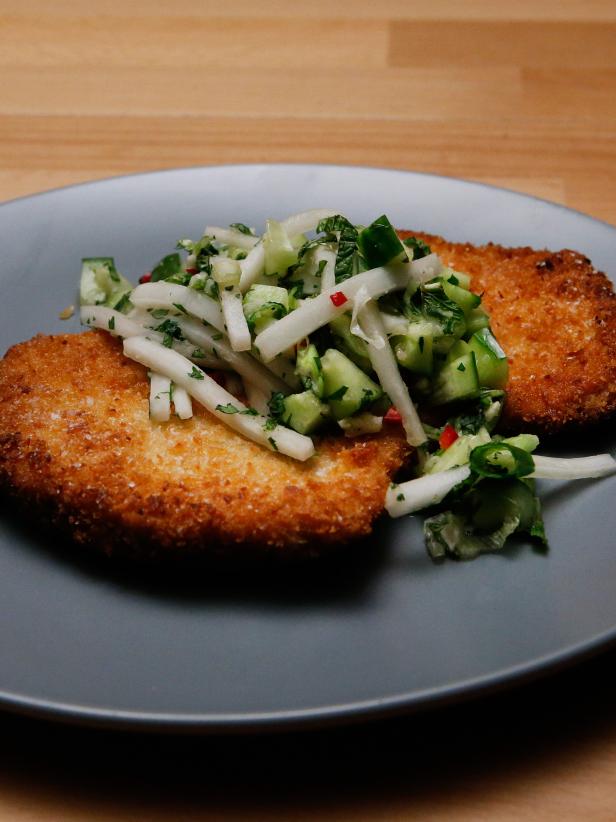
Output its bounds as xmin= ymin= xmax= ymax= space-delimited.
xmin=220 ymin=287 xmax=252 ymax=351
xmin=172 ymin=386 xmax=193 ymax=419
xmin=281 ymin=209 xmax=339 ymax=238
xmin=175 ymin=316 xmax=292 ymax=395
xmin=385 ymin=465 xmax=472 ymax=518
xmin=358 ymin=301 xmax=427 ymax=446
xmin=409 ymin=253 xmax=443 ymax=282
xmin=149 ymin=373 xmax=171 ymax=422
xmin=243 ymin=379 xmax=271 ymax=417
xmin=317 ymin=245 xmax=337 ymax=293
xmin=254 ymin=262 xmax=414 ymax=362
xmin=80 ymin=306 xmax=224 ymax=368
xmin=204 ymin=226 xmax=259 ymax=250
xmin=122 ymin=337 xmax=315 ymax=461
xmin=238 ymin=242 xmax=265 ymax=293
xmin=131 ymin=283 xmax=224 ymax=332
xmin=531 ymin=454 xmax=616 ymax=480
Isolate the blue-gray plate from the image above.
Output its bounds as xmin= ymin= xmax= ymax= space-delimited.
xmin=0 ymin=165 xmax=615 ymax=732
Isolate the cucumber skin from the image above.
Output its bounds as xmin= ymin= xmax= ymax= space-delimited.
xmin=468 ymin=329 xmax=509 ymax=389
xmin=282 ymin=391 xmax=328 ymax=435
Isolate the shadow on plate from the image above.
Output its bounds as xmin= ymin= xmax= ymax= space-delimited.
xmin=0 ymin=497 xmax=415 ymax=607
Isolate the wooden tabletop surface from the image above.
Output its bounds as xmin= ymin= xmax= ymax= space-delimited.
xmin=2 ymin=1 xmax=616 ymax=819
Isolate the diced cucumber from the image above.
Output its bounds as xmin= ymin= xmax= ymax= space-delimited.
xmin=446 ymin=339 xmax=471 ymax=362
xmin=321 ymin=349 xmax=383 ymax=420
xmin=465 ymin=307 xmax=490 ymax=335
xmin=424 ymin=427 xmax=491 ymax=474
xmin=79 ymin=257 xmax=133 ymax=311
xmin=357 ymin=214 xmax=406 ymax=268
xmin=243 ymin=284 xmax=289 ymax=335
xmin=467 ymin=328 xmax=509 ymax=389
xmin=501 ymin=433 xmax=539 ymax=453
xmin=295 ymin=343 xmax=325 ymax=398
xmin=441 ymin=267 xmax=471 ymax=290
xmin=263 ymin=219 xmax=297 ymax=277
xmin=431 ymin=351 xmax=480 ymax=405
xmin=329 ymin=313 xmax=372 ymax=372
xmin=211 ymin=257 xmax=241 ymax=287
xmin=442 ymin=278 xmax=481 ymax=315
xmin=282 ymin=391 xmax=329 ymax=435
xmin=392 ymin=325 xmax=434 ymax=375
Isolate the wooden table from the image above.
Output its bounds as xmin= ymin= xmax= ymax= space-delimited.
xmin=1 ymin=1 xmax=616 ymax=818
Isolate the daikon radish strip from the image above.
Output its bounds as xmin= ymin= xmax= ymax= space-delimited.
xmin=255 ymin=262 xmax=413 ymax=362
xmin=386 ymin=466 xmax=471 ymax=518
xmin=220 ymin=287 xmax=252 ymax=351
xmin=123 ymin=338 xmax=315 ymax=461
xmin=149 ymin=373 xmax=171 ymax=422
xmin=130 ymin=283 xmax=224 ymax=332
xmin=172 ymin=386 xmax=193 ymax=420
xmin=204 ymin=226 xmax=259 ymax=250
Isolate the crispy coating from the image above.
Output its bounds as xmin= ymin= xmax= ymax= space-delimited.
xmin=0 ymin=331 xmax=409 ymax=560
xmin=400 ymin=232 xmax=616 ymax=433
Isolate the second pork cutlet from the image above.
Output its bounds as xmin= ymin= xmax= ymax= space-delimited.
xmin=400 ymin=231 xmax=616 ymax=434
xmin=0 ymin=330 xmax=409 ymax=561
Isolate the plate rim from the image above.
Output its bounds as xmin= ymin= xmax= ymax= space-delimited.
xmin=1 ymin=163 xmax=615 ymax=733
xmin=2 ymin=162 xmax=615 ymax=235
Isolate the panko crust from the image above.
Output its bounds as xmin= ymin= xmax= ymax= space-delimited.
xmin=0 ymin=331 xmax=409 ymax=560
xmin=400 ymin=232 xmax=616 ymax=433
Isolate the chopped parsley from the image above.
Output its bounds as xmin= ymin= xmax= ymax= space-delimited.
xmin=191 ymin=348 xmax=206 ymax=359
xmin=150 ymin=308 xmax=168 ymax=319
xmin=108 ymin=316 xmax=115 ymax=330
xmin=268 ymin=436 xmax=279 ymax=451
xmin=264 ymin=417 xmax=278 ymax=431
xmin=216 ymin=403 xmax=239 ymax=414
xmin=230 ymin=222 xmax=255 ymax=236
xmin=188 ymin=366 xmax=204 ymax=380
xmin=172 ymin=303 xmax=188 ymax=315
xmin=457 ymin=362 xmax=466 ymax=372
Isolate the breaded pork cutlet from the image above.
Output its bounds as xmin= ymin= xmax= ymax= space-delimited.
xmin=400 ymin=232 xmax=616 ymax=434
xmin=0 ymin=331 xmax=408 ymax=561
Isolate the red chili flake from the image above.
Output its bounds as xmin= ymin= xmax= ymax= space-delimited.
xmin=329 ymin=291 xmax=348 ymax=307
xmin=384 ymin=407 xmax=402 ymax=423
xmin=139 ymin=272 xmax=152 ymax=284
xmin=439 ymin=424 xmax=459 ymax=450
xmin=186 ymin=267 xmax=198 ymax=274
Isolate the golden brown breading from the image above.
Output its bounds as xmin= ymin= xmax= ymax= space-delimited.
xmin=400 ymin=232 xmax=616 ymax=433
xmin=0 ymin=331 xmax=409 ymax=560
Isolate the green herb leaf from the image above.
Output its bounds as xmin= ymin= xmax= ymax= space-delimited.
xmin=230 ymin=222 xmax=255 ymax=236
xmin=172 ymin=303 xmax=188 ymax=315
xmin=108 ymin=316 xmax=115 ymax=330
xmin=216 ymin=403 xmax=239 ymax=414
xmin=151 ymin=252 xmax=182 ymax=282
xmin=268 ymin=436 xmax=279 ymax=451
xmin=268 ymin=391 xmax=286 ymax=419
xmin=188 ymin=366 xmax=204 ymax=380
xmin=402 ymin=236 xmax=431 ymax=260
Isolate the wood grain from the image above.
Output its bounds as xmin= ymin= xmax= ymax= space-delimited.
xmin=1 ymin=2 xmax=616 ymax=820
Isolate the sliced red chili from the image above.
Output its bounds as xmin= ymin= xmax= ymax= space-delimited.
xmin=329 ymin=291 xmax=348 ymax=307
xmin=185 ymin=267 xmax=198 ymax=274
xmin=384 ymin=407 xmax=402 ymax=423
xmin=139 ymin=272 xmax=152 ymax=284
xmin=439 ymin=424 xmax=459 ymax=450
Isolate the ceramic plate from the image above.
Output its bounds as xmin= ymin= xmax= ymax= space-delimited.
xmin=0 ymin=165 xmax=615 ymax=732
